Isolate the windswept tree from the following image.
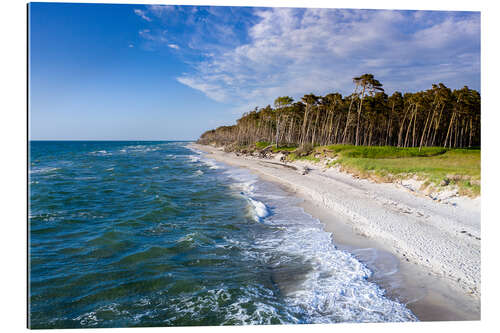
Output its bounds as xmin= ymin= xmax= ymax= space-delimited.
xmin=386 ymin=91 xmax=403 ymax=146
xmin=342 ymin=83 xmax=361 ymax=144
xmin=320 ymin=93 xmax=343 ymax=145
xmin=300 ymin=94 xmax=320 ymax=146
xmin=198 ymin=78 xmax=480 ymax=150
xmin=273 ymin=96 xmax=294 ymax=148
xmin=353 ymin=74 xmax=384 ymax=146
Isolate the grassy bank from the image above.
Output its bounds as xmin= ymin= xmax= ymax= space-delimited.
xmin=252 ymin=142 xmax=481 ymax=197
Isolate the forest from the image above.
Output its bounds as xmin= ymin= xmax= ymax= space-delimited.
xmin=197 ymin=74 xmax=480 ymax=150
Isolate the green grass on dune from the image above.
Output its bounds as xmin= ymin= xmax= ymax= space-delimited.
xmin=255 ymin=141 xmax=271 ymax=149
xmin=287 ymin=153 xmax=320 ymax=162
xmin=323 ymin=145 xmax=448 ymax=158
xmin=273 ymin=146 xmax=298 ymax=152
xmin=255 ymin=141 xmax=297 ymax=152
xmin=314 ymin=145 xmax=480 ymax=197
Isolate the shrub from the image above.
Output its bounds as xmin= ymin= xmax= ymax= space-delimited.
xmin=296 ymin=143 xmax=314 ymax=156
xmin=255 ymin=141 xmax=271 ymax=149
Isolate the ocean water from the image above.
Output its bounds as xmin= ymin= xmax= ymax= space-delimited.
xmin=29 ymin=141 xmax=417 ymax=328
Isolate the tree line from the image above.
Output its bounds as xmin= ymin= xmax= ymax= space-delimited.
xmin=198 ymin=74 xmax=480 ymax=149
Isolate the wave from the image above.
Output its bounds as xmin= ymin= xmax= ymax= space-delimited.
xmin=74 ymin=176 xmax=97 ymax=180
xmin=30 ymin=167 xmax=60 ymax=174
xmin=89 ymin=150 xmax=111 ymax=156
xmin=185 ymin=147 xmax=219 ymax=170
xmin=29 ymin=141 xmax=416 ymax=327
xmin=188 ymin=150 xmax=272 ymax=224
xmin=72 ymin=284 xmax=297 ymax=327
xmin=201 ymin=159 xmax=220 ymax=169
xmin=119 ymin=145 xmax=160 ymax=154
xmin=211 ymin=158 xmax=416 ymax=322
xmin=185 ymin=146 xmax=203 ymax=155
xmin=248 ymin=187 xmax=416 ymax=323
xmin=248 ymin=198 xmax=270 ymax=221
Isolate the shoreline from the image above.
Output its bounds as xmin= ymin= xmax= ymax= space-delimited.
xmin=189 ymin=143 xmax=481 ymax=321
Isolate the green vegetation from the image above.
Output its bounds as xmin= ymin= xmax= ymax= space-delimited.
xmin=255 ymin=141 xmax=271 ymax=149
xmin=287 ymin=153 xmax=320 ymax=163
xmin=198 ymin=74 xmax=480 ymax=150
xmin=255 ymin=141 xmax=298 ymax=152
xmin=323 ymin=145 xmax=447 ymax=158
xmin=273 ymin=146 xmax=298 ymax=153
xmin=226 ymin=142 xmax=481 ymax=197
xmin=314 ymin=145 xmax=480 ymax=197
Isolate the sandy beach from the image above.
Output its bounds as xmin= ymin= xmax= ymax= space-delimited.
xmin=190 ymin=143 xmax=481 ymax=321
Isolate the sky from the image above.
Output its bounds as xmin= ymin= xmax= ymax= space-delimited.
xmin=29 ymin=2 xmax=480 ymax=140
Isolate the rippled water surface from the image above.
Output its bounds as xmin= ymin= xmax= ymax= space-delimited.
xmin=29 ymin=141 xmax=416 ymax=328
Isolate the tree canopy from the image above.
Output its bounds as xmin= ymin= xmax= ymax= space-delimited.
xmin=198 ymin=75 xmax=480 ymax=149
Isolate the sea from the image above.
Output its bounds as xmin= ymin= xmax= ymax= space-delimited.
xmin=28 ymin=141 xmax=417 ymax=328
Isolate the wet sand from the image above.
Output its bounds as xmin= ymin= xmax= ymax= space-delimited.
xmin=299 ymin=199 xmax=479 ymax=321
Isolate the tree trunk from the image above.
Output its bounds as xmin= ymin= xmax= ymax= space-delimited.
xmin=412 ymin=105 xmax=418 ymax=147
xmin=419 ymin=107 xmax=432 ymax=151
xmin=300 ymin=106 xmax=310 ymax=146
xmin=397 ymin=104 xmax=412 ymax=147
xmin=355 ymin=85 xmax=367 ymax=146
xmin=342 ymin=85 xmax=359 ymax=144
xmin=275 ymin=114 xmax=280 ymax=148
xmin=469 ymin=117 xmax=473 ymax=148
xmin=431 ymin=103 xmax=445 ymax=146
xmin=404 ymin=107 xmax=415 ymax=148
xmin=443 ymin=111 xmax=456 ymax=148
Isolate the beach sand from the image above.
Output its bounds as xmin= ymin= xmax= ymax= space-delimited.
xmin=189 ymin=143 xmax=481 ymax=321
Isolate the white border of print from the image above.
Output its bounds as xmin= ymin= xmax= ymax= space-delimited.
xmin=2 ymin=0 xmax=497 ymax=332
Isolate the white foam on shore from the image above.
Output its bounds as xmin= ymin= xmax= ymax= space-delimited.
xmin=185 ymin=146 xmax=220 ymax=170
xmin=187 ymin=144 xmax=270 ymax=223
xmin=187 ymin=144 xmax=417 ymax=323
xmin=222 ymin=167 xmax=272 ymax=222
xmin=188 ymin=155 xmax=200 ymax=163
xmin=249 ymin=198 xmax=270 ymax=221
xmin=243 ymin=183 xmax=417 ymax=323
xmin=202 ymin=159 xmax=220 ymax=169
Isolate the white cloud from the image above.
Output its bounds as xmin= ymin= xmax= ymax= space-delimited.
xmin=172 ymin=8 xmax=479 ymax=113
xmin=148 ymin=5 xmax=175 ymax=17
xmin=177 ymin=76 xmax=228 ymax=102
xmin=138 ymin=29 xmax=169 ymax=44
xmin=134 ymin=9 xmax=152 ymax=22
xmin=168 ymin=44 xmax=180 ymax=50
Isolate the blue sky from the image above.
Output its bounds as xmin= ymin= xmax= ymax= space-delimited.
xmin=29 ymin=3 xmax=480 ymax=140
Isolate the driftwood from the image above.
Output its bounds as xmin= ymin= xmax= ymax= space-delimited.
xmin=261 ymin=161 xmax=298 ymax=170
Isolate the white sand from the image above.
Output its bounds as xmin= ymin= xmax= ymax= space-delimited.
xmin=190 ymin=143 xmax=480 ymax=320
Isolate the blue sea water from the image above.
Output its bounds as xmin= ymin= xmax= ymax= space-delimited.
xmin=28 ymin=141 xmax=416 ymax=328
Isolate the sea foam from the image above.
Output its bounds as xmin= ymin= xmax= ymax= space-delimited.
xmin=249 ymin=198 xmax=270 ymax=221
xmin=188 ymin=143 xmax=416 ymax=323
